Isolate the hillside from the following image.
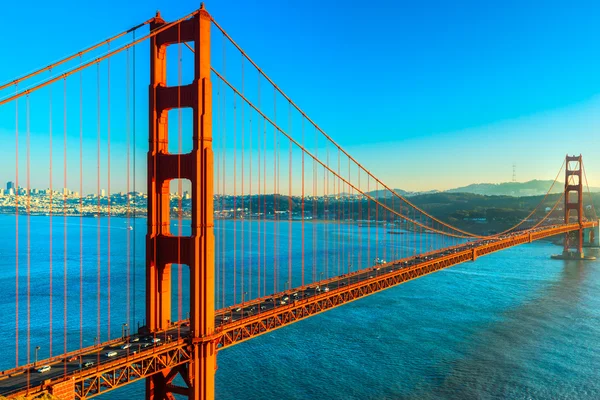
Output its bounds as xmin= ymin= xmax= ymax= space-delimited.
xmin=445 ymin=180 xmax=600 ymax=197
xmin=368 ymin=180 xmax=600 ymax=198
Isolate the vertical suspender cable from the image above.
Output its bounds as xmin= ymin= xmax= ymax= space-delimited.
xmin=79 ymin=61 xmax=84 ymax=350
xmin=221 ymin=89 xmax=226 ymax=308
xmin=357 ymin=165 xmax=361 ymax=272
xmin=132 ymin=29 xmax=137 ymax=330
xmin=263 ymin=116 xmax=267 ymax=297
xmin=125 ymin=48 xmax=131 ymax=330
xmin=288 ymin=103 xmax=292 ymax=290
xmin=257 ymin=74 xmax=261 ymax=299
xmin=15 ymin=85 xmax=19 ymax=367
xmin=337 ymin=149 xmax=341 ymax=278
xmin=241 ymin=58 xmax=245 ymax=304
xmin=221 ymin=32 xmax=226 ymax=309
xmin=63 ymin=78 xmax=68 ymax=373
xmin=26 ymin=95 xmax=31 ymax=388
xmin=177 ymin=28 xmax=183 ymax=324
xmin=233 ymin=93 xmax=237 ymax=304
xmin=301 ymin=118 xmax=305 ymax=288
xmin=312 ymin=127 xmax=317 ymax=283
xmin=367 ymin=175 xmax=370 ymax=268
xmin=49 ymin=70 xmax=54 ymax=357
xmin=325 ymin=150 xmax=329 ymax=280
xmin=96 ymin=63 xmax=101 ymax=347
xmin=249 ymin=97 xmax=253 ymax=301
xmin=273 ymin=88 xmax=277 ymax=294
xmin=106 ymin=45 xmax=112 ymax=340
xmin=348 ymin=158 xmax=351 ymax=280
xmin=375 ymin=181 xmax=379 ymax=266
xmin=215 ymin=60 xmax=220 ymax=311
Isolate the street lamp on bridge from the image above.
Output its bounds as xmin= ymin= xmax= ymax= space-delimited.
xmin=34 ymin=346 xmax=41 ymax=368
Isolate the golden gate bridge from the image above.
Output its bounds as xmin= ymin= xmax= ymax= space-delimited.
xmin=0 ymin=5 xmax=597 ymax=399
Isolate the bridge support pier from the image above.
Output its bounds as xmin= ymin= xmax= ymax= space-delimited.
xmin=583 ymin=223 xmax=600 ymax=248
xmin=49 ymin=378 xmax=75 ymax=400
xmin=147 ymin=5 xmax=215 ymax=400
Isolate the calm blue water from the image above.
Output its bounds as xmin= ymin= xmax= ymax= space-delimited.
xmin=1 ymin=214 xmax=599 ymax=399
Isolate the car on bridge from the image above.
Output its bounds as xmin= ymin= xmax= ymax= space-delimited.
xmin=105 ymin=351 xmax=118 ymax=357
xmin=83 ymin=361 xmax=94 ymax=368
xmin=37 ymin=365 xmax=51 ymax=373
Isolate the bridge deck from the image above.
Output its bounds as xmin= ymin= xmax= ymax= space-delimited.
xmin=0 ymin=222 xmax=594 ymax=399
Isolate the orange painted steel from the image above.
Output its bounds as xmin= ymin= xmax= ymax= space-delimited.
xmin=147 ymin=5 xmax=215 ymax=399
xmin=5 ymin=221 xmax=595 ymax=400
xmin=4 ymin=341 xmax=191 ymax=400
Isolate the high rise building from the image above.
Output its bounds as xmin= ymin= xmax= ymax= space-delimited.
xmin=101 ymin=189 xmax=106 ymax=197
xmin=6 ymin=181 xmax=15 ymax=192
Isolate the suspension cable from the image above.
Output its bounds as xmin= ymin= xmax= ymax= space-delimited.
xmin=195 ymin=28 xmax=569 ymax=240
xmin=0 ymin=10 xmax=200 ymax=106
xmin=212 ymin=68 xmax=473 ymax=239
xmin=0 ymin=19 xmax=153 ymax=92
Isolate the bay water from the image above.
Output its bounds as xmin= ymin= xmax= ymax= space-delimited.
xmin=0 ymin=215 xmax=599 ymax=399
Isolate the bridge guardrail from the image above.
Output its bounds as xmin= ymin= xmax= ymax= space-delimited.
xmin=0 ymin=336 xmax=126 ymax=378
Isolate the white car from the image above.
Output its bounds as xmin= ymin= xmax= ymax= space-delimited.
xmin=151 ymin=338 xmax=161 ymax=343
xmin=105 ymin=351 xmax=118 ymax=357
xmin=37 ymin=365 xmax=51 ymax=373
xmin=121 ymin=343 xmax=132 ymax=349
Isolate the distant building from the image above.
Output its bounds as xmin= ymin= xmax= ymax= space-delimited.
xmin=6 ymin=181 xmax=15 ymax=192
xmin=101 ymin=189 xmax=106 ymax=197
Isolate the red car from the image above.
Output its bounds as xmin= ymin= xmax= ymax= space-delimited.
xmin=67 ymin=356 xmax=78 ymax=362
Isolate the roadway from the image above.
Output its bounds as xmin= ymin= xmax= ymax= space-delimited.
xmin=0 ymin=223 xmax=584 ymax=397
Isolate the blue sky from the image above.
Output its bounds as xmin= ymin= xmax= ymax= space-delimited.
xmin=1 ymin=0 xmax=600 ymax=192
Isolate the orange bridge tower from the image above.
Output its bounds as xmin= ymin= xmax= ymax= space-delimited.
xmin=146 ymin=4 xmax=216 ymax=399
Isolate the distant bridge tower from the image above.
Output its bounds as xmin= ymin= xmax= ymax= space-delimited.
xmin=147 ymin=4 xmax=215 ymax=400
xmin=562 ymin=154 xmax=584 ymax=257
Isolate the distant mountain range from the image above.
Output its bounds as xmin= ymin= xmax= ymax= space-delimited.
xmin=366 ymin=188 xmax=440 ymax=198
xmin=368 ymin=180 xmax=600 ymax=198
